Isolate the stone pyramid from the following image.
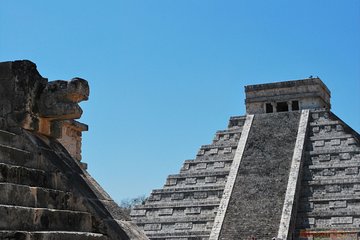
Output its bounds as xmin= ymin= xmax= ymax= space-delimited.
xmin=131 ymin=79 xmax=360 ymax=240
xmin=0 ymin=60 xmax=148 ymax=240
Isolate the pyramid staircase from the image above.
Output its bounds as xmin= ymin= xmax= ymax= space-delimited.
xmin=217 ymin=111 xmax=301 ymax=239
xmin=0 ymin=128 xmax=132 ymax=240
xmin=131 ymin=116 xmax=246 ymax=240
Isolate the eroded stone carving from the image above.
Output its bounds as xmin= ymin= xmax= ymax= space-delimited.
xmin=0 ymin=60 xmax=89 ymax=162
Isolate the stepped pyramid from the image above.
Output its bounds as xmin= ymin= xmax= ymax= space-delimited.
xmin=0 ymin=60 xmax=148 ymax=240
xmin=131 ymin=78 xmax=360 ymax=240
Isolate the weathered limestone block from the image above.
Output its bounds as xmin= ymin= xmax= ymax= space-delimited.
xmin=158 ymin=208 xmax=173 ymax=216
xmin=340 ymin=152 xmax=351 ymax=160
xmin=223 ymin=147 xmax=232 ymax=154
xmin=185 ymin=207 xmax=201 ymax=215
xmin=174 ymin=222 xmax=192 ymax=230
xmin=144 ymin=224 xmax=162 ymax=231
xmin=131 ymin=209 xmax=147 ymax=217
xmin=329 ymin=201 xmax=347 ymax=209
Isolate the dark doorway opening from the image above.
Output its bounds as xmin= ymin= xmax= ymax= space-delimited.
xmin=276 ymin=102 xmax=288 ymax=112
xmin=266 ymin=103 xmax=273 ymax=113
xmin=292 ymin=101 xmax=299 ymax=110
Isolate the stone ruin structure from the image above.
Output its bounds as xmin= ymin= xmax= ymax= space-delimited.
xmin=0 ymin=60 xmax=148 ymax=240
xmin=1 ymin=60 xmax=359 ymax=240
xmin=131 ymin=78 xmax=360 ymax=240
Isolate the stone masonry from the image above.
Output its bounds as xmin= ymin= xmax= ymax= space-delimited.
xmin=132 ymin=78 xmax=360 ymax=240
xmin=296 ymin=110 xmax=360 ymax=239
xmin=131 ymin=115 xmax=246 ymax=239
xmin=0 ymin=60 xmax=148 ymax=240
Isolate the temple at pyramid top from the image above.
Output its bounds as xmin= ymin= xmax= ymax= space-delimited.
xmin=245 ymin=77 xmax=331 ymax=114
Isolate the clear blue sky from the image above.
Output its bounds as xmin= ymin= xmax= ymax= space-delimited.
xmin=1 ymin=1 xmax=359 ymax=203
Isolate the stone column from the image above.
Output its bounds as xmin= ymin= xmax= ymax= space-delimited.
xmin=272 ymin=102 xmax=277 ymax=112
xmin=52 ymin=120 xmax=88 ymax=168
xmin=288 ymin=101 xmax=292 ymax=111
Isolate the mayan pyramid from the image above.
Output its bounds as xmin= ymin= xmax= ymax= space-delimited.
xmin=0 ymin=60 xmax=148 ymax=240
xmin=131 ymin=78 xmax=360 ymax=240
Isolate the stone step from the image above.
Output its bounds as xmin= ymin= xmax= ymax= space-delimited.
xmin=304 ymin=161 xmax=360 ymax=169
xmin=300 ymin=196 xmax=360 ymax=202
xmin=298 ymin=204 xmax=360 ymax=215
xmin=309 ymin=146 xmax=360 ymax=156
xmin=135 ymin=214 xmax=215 ymax=224
xmin=0 ymin=163 xmax=68 ymax=191
xmin=310 ymin=120 xmax=341 ymax=126
xmin=151 ymin=186 xmax=225 ymax=201
xmin=302 ymin=163 xmax=360 ymax=178
xmin=147 ymin=192 xmax=222 ymax=203
xmin=211 ymin=136 xmax=240 ymax=143
xmin=183 ymin=158 xmax=233 ymax=164
xmin=167 ymin=170 xmax=229 ymax=179
xmin=200 ymin=143 xmax=238 ymax=149
xmin=0 ymin=143 xmax=32 ymax=162
xmin=145 ymin=230 xmax=210 ymax=239
xmin=0 ymin=130 xmax=17 ymax=146
xmin=300 ymin=191 xmax=360 ymax=200
xmin=0 ymin=144 xmax=56 ymax=171
xmin=153 ymin=185 xmax=225 ymax=194
xmin=310 ymin=134 xmax=353 ymax=141
xmin=181 ymin=160 xmax=231 ymax=171
xmin=164 ymin=176 xmax=227 ymax=188
xmin=194 ymin=154 xmax=235 ymax=162
xmin=0 ymin=231 xmax=107 ymax=240
xmin=180 ymin=167 xmax=230 ymax=175
xmin=305 ymin=177 xmax=360 ymax=186
xmin=197 ymin=145 xmax=238 ymax=157
xmin=180 ymin=164 xmax=231 ymax=174
xmin=228 ymin=116 xmax=246 ymax=128
xmin=131 ymin=205 xmax=218 ymax=218
xmin=133 ymin=200 xmax=220 ymax=209
xmin=0 ymin=204 xmax=92 ymax=232
xmin=215 ymin=128 xmax=242 ymax=135
xmin=0 ymin=129 xmax=37 ymax=151
xmin=297 ymin=210 xmax=360 ymax=217
xmin=0 ymin=183 xmax=86 ymax=212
